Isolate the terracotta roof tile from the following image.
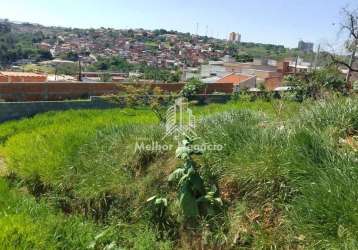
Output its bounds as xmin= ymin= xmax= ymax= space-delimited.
xmin=216 ymin=73 xmax=251 ymax=84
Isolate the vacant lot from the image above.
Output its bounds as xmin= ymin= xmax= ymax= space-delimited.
xmin=0 ymin=98 xmax=357 ymax=249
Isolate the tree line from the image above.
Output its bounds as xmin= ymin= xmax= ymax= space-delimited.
xmin=0 ymin=21 xmax=52 ymax=67
xmin=86 ymin=57 xmax=181 ymax=82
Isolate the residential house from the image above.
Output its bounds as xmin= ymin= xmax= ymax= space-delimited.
xmin=216 ymin=73 xmax=256 ymax=91
xmin=200 ymin=59 xmax=290 ymax=90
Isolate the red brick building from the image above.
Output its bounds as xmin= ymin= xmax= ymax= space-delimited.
xmin=0 ymin=72 xmax=47 ymax=83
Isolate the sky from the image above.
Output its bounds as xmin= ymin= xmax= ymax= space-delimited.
xmin=0 ymin=0 xmax=356 ymax=49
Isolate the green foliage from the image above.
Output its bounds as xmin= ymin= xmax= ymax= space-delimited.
xmin=56 ymin=62 xmax=80 ymax=75
xmin=0 ymin=214 xmax=51 ymax=250
xmin=87 ymin=56 xmax=134 ymax=72
xmin=0 ymin=22 xmax=50 ymax=66
xmin=235 ymin=52 xmax=253 ymax=62
xmin=0 ymin=97 xmax=357 ymax=249
xmin=108 ymin=84 xmax=174 ymax=123
xmin=354 ymin=80 xmax=358 ymax=90
xmin=285 ymin=67 xmax=347 ymax=101
xmin=87 ymin=57 xmax=181 ymax=82
xmin=180 ymin=78 xmax=204 ymax=98
xmin=23 ymin=62 xmax=80 ymax=76
xmin=0 ymin=179 xmax=99 ymax=249
xmin=2 ymin=109 xmax=158 ymax=188
xmin=131 ymin=227 xmax=173 ymax=250
xmin=146 ymin=196 xmax=172 ymax=232
xmin=195 ymin=97 xmax=358 ymax=248
xmin=169 ymin=138 xmax=222 ymax=219
xmin=100 ymin=72 xmax=112 ymax=82
xmin=21 ymin=64 xmax=55 ymax=74
xmin=139 ymin=64 xmax=181 ymax=82
xmin=59 ymin=51 xmax=79 ymax=61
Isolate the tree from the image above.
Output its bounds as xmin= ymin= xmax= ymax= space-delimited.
xmin=285 ymin=66 xmax=346 ymax=101
xmin=0 ymin=22 xmax=11 ymax=33
xmin=235 ymin=53 xmax=254 ymax=63
xmin=180 ymin=78 xmax=204 ymax=99
xmin=108 ymin=84 xmax=174 ymax=123
xmin=38 ymin=49 xmax=53 ymax=61
xmin=100 ymin=73 xmax=112 ymax=82
xmin=56 ymin=63 xmax=79 ymax=75
xmin=60 ymin=51 xmax=79 ymax=61
xmin=330 ymin=7 xmax=358 ymax=85
xmin=31 ymin=31 xmax=45 ymax=43
xmin=167 ymin=70 xmax=181 ymax=82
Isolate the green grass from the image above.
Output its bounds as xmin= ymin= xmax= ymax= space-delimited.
xmin=193 ymin=99 xmax=300 ymax=120
xmin=0 ymin=178 xmax=100 ymax=249
xmin=0 ymin=177 xmax=173 ymax=249
xmin=22 ymin=64 xmax=56 ymax=74
xmin=0 ymin=98 xmax=357 ymax=249
xmin=144 ymin=41 xmax=159 ymax=48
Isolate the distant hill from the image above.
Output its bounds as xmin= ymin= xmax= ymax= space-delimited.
xmin=0 ymin=18 xmax=321 ymax=69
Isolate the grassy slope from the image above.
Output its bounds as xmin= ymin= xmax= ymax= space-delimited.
xmin=0 ymin=99 xmax=357 ymax=249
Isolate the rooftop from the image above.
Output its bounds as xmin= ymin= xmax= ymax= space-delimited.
xmin=216 ymin=73 xmax=252 ymax=84
xmin=0 ymin=71 xmax=47 ymax=77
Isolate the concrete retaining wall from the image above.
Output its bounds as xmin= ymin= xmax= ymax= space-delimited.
xmin=0 ymin=95 xmax=231 ymax=123
xmin=0 ymin=97 xmax=120 ymax=123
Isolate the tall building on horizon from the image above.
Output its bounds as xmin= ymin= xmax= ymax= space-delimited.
xmin=228 ymin=32 xmax=241 ymax=43
xmin=228 ymin=32 xmax=236 ymax=42
xmin=298 ymin=40 xmax=314 ymax=53
xmin=236 ymin=33 xmax=241 ymax=43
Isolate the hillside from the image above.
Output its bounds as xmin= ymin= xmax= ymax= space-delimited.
xmin=0 ymin=19 xmax=315 ymax=70
xmin=0 ymin=98 xmax=357 ymax=249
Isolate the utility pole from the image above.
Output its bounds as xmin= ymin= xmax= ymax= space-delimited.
xmin=196 ymin=22 xmax=199 ymax=36
xmin=294 ymin=55 xmax=299 ymax=75
xmin=314 ymin=44 xmax=321 ymax=70
xmin=78 ymin=56 xmax=82 ymax=82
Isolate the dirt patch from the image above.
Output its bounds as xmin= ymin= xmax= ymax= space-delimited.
xmin=339 ymin=136 xmax=358 ymax=152
xmin=219 ymin=177 xmax=240 ymax=203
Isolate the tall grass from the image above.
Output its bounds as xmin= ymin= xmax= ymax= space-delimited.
xmin=0 ymin=178 xmax=174 ymax=249
xmin=285 ymin=98 xmax=358 ymax=248
xmin=0 ymin=179 xmax=100 ymax=249
xmin=194 ymin=97 xmax=358 ymax=248
xmin=0 ymin=97 xmax=357 ymax=249
xmin=2 ymin=109 xmax=157 ymax=182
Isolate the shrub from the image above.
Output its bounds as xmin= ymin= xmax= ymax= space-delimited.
xmin=168 ymin=138 xmax=222 ymax=219
xmin=180 ymin=78 xmax=204 ymax=99
xmin=284 ymin=67 xmax=347 ymax=101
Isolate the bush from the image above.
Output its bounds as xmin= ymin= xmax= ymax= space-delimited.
xmin=284 ymin=67 xmax=347 ymax=101
xmin=180 ymin=78 xmax=204 ymax=98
